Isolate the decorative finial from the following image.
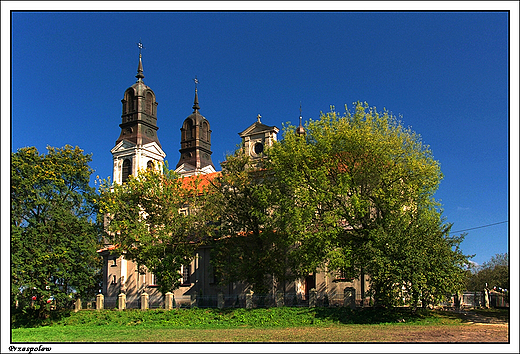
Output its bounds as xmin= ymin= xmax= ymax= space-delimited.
xmin=257 ymin=114 xmax=261 ymax=123
xmin=137 ymin=39 xmax=144 ymax=55
xmin=192 ymin=76 xmax=200 ymax=112
xmin=296 ymin=103 xmax=305 ymax=136
xmin=135 ymin=40 xmax=145 ymax=81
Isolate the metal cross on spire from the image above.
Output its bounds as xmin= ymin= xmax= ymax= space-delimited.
xmin=137 ymin=39 xmax=144 ymax=55
xmin=193 ymin=76 xmax=199 ymax=90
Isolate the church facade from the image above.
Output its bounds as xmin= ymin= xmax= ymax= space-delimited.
xmin=98 ymin=53 xmax=369 ymax=308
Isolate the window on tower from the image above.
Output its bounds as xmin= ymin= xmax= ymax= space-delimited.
xmin=184 ymin=119 xmax=194 ymax=140
xmin=122 ymin=159 xmax=132 ymax=183
xmin=125 ymin=89 xmax=135 ymax=112
xmin=202 ymin=121 xmax=209 ymax=141
xmin=145 ymin=92 xmax=153 ymax=115
xmin=147 ymin=160 xmax=154 ymax=170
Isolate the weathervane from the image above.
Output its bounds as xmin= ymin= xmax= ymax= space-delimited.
xmin=193 ymin=76 xmax=199 ymax=90
xmin=137 ymin=39 xmax=144 ymax=55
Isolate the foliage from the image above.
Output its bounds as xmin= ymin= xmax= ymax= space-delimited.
xmin=12 ymin=306 xmax=451 ymax=329
xmin=364 ymin=208 xmax=468 ymax=308
xmin=267 ymin=102 xmax=470 ymax=305
xmin=98 ymin=165 xmax=214 ymax=295
xmin=11 ymin=146 xmax=102 ymax=317
xmin=466 ymin=253 xmax=509 ymax=292
xmin=208 ymin=150 xmax=302 ymax=294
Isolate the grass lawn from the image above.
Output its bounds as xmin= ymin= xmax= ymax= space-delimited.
xmin=10 ymin=307 xmax=509 ymax=343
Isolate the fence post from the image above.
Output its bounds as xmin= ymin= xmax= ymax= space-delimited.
xmin=164 ymin=292 xmax=173 ymax=310
xmin=276 ymin=291 xmax=284 ymax=307
xmin=217 ymin=293 xmax=224 ymax=309
xmin=141 ymin=292 xmax=149 ymax=310
xmin=74 ymin=298 xmax=82 ymax=312
xmin=246 ymin=290 xmax=254 ymax=309
xmin=309 ymin=289 xmax=317 ymax=307
xmin=484 ymin=288 xmax=490 ymax=309
xmin=118 ymin=293 xmax=126 ymax=310
xmin=96 ymin=294 xmax=104 ymax=311
xmin=344 ymin=287 xmax=356 ymax=309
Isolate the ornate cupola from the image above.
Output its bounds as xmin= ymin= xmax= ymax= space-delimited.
xmin=111 ymin=44 xmax=166 ymax=184
xmin=115 ymin=54 xmax=161 ymax=148
xmin=175 ymin=79 xmax=216 ymax=176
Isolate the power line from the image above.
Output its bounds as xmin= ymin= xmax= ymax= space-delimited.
xmin=452 ymin=221 xmax=509 ymax=234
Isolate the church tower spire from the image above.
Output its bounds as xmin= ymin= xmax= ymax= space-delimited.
xmin=175 ymin=78 xmax=216 ymax=176
xmin=111 ymin=42 xmax=166 ymax=184
xmin=136 ymin=54 xmax=145 ymax=81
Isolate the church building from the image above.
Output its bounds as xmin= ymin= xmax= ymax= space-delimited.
xmin=98 ymin=52 xmax=369 ymax=308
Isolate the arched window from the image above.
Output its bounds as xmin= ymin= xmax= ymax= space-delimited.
xmin=145 ymin=92 xmax=153 ymax=115
xmin=202 ymin=121 xmax=209 ymax=141
xmin=122 ymin=159 xmax=132 ymax=183
xmin=184 ymin=119 xmax=194 ymax=140
xmin=147 ymin=160 xmax=154 ymax=170
xmin=125 ymin=90 xmax=135 ymax=112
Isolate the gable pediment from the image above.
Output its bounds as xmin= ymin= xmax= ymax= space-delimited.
xmin=238 ymin=121 xmax=279 ymax=138
xmin=141 ymin=142 xmax=166 ymax=158
xmin=111 ymin=139 xmax=136 ymax=154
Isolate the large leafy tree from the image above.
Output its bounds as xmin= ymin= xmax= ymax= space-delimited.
xmin=11 ymin=146 xmax=102 ymax=317
xmin=208 ymin=151 xmax=303 ymax=295
xmin=268 ymin=102 xmax=470 ymax=305
xmin=98 ymin=165 xmax=214 ymax=295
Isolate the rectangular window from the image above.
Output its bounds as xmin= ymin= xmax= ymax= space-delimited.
xmin=181 ymin=264 xmax=191 ymax=286
xmin=111 ymin=274 xmax=117 ymax=284
xmin=150 ymin=273 xmax=157 ymax=286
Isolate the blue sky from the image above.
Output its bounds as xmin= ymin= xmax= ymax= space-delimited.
xmin=5 ymin=8 xmax=516 ymax=269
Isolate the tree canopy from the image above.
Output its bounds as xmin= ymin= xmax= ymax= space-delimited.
xmin=98 ymin=165 xmax=214 ymax=295
xmin=265 ymin=102 xmax=469 ymax=305
xmin=466 ymin=253 xmax=509 ymax=292
xmin=207 ymin=150 xmax=304 ymax=295
xmin=11 ymin=145 xmax=102 ymax=316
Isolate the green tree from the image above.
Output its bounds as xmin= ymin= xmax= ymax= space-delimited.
xmin=98 ymin=165 xmax=214 ymax=295
xmin=466 ymin=253 xmax=509 ymax=292
xmin=11 ymin=146 xmax=102 ymax=317
xmin=363 ymin=208 xmax=468 ymax=308
xmin=208 ymin=150 xmax=303 ymax=295
xmin=268 ymin=102 xmax=469 ymax=306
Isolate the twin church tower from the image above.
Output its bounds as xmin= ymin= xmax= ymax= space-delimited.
xmin=111 ymin=52 xmax=282 ymax=182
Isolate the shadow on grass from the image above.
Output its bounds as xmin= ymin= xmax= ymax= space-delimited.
xmin=11 ymin=308 xmax=73 ymax=329
xmin=312 ymin=307 xmax=431 ymax=325
xmin=440 ymin=308 xmax=510 ymax=324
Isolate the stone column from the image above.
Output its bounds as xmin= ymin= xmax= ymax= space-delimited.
xmin=484 ymin=288 xmax=490 ymax=309
xmin=118 ymin=293 xmax=126 ymax=310
xmin=455 ymin=291 xmax=463 ymax=309
xmin=96 ymin=294 xmax=104 ymax=311
xmin=74 ymin=298 xmax=82 ymax=312
xmin=344 ymin=287 xmax=356 ymax=309
xmin=141 ymin=292 xmax=149 ymax=310
xmin=164 ymin=292 xmax=174 ymax=310
xmin=309 ymin=288 xmax=317 ymax=307
xmin=246 ymin=290 xmax=254 ymax=309
xmin=276 ymin=292 xmax=284 ymax=307
xmin=217 ymin=293 xmax=224 ymax=309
